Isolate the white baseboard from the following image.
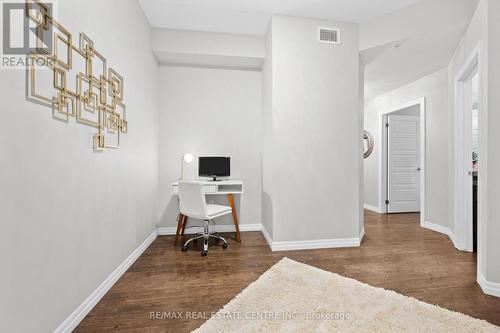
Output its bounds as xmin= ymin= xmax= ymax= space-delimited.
xmin=261 ymin=226 xmax=273 ymax=249
xmin=55 ymin=224 xmax=264 ymax=332
xmin=423 ymin=222 xmax=500 ymax=299
xmin=364 ymin=204 xmax=382 ymax=214
xmin=270 ymin=237 xmax=361 ymax=251
xmin=54 ymin=230 xmax=158 ymax=333
xmin=261 ymin=233 xmax=361 ymax=252
xmin=54 ymin=218 xmax=481 ymax=333
xmin=422 ymin=221 xmax=455 ymax=246
xmin=56 ymin=219 xmax=462 ymax=331
xmin=478 ymin=272 xmax=500 ymax=298
xmin=261 ymin=224 xmax=363 ymax=252
xmin=157 ymin=223 xmax=262 ymax=235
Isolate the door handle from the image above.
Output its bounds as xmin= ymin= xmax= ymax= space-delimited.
xmin=417 ymin=167 xmax=421 ymax=171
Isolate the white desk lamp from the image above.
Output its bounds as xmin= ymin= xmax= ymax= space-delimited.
xmin=181 ymin=153 xmax=194 ymax=179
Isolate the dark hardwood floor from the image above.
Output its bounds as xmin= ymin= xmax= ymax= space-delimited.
xmin=75 ymin=211 xmax=500 ymax=332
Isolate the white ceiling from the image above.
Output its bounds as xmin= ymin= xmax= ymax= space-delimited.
xmin=361 ymin=0 xmax=479 ymax=99
xmin=362 ymin=23 xmax=467 ymax=99
xmin=140 ymin=0 xmax=478 ymax=101
xmin=138 ymin=0 xmax=423 ymax=35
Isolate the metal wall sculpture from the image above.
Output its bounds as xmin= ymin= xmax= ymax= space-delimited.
xmin=26 ymin=0 xmax=127 ymax=151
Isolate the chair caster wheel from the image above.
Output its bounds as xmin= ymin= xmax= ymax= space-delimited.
xmin=181 ymin=246 xmax=188 ymax=252
xmin=222 ymin=243 xmax=228 ymax=249
xmin=201 ymin=251 xmax=208 ymax=256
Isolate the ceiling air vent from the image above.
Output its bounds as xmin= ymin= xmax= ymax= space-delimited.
xmin=317 ymin=27 xmax=340 ymax=44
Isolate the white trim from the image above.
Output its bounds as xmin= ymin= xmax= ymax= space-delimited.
xmin=55 ymin=217 xmax=491 ymax=333
xmin=55 ymin=224 xmax=262 ymax=332
xmin=261 ymin=227 xmax=364 ymax=251
xmin=422 ymin=221 xmax=455 ymax=246
xmin=478 ymin=273 xmax=500 ymax=298
xmin=270 ymin=237 xmax=361 ymax=252
xmin=363 ymin=204 xmax=382 ymax=214
xmin=54 ymin=229 xmax=158 ymax=333
xmin=379 ymin=97 xmax=426 ymax=228
xmin=420 ymin=100 xmax=426 ymax=228
xmin=261 ymin=226 xmax=273 ymax=249
xmin=454 ymin=42 xmax=482 ymax=253
xmin=157 ymin=223 xmax=262 ymax=235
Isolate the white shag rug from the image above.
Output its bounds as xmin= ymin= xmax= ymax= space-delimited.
xmin=194 ymin=258 xmax=499 ymax=333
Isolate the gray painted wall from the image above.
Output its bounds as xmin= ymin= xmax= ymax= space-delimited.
xmin=0 ymin=1 xmax=160 ymax=332
xmin=263 ymin=16 xmax=362 ymax=242
xmin=158 ymin=66 xmax=262 ymax=229
xmin=262 ymin=22 xmax=275 ymax=238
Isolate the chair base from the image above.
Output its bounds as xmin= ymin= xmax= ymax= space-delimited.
xmin=181 ymin=219 xmax=228 ymax=256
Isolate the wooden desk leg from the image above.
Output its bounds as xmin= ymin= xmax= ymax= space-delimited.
xmin=174 ymin=214 xmax=184 ymax=246
xmin=181 ymin=215 xmax=188 ymax=236
xmin=227 ymin=193 xmax=241 ymax=242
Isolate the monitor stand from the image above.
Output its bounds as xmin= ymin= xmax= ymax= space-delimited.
xmin=211 ymin=176 xmax=222 ymax=182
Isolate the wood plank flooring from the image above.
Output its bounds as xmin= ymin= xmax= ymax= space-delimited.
xmin=75 ymin=211 xmax=500 ymax=332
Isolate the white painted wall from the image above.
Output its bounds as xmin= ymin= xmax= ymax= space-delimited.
xmin=364 ymin=68 xmax=449 ymax=228
xmin=0 ymin=1 xmax=160 ymax=332
xmin=158 ymin=66 xmax=262 ymax=229
xmin=263 ymin=15 xmax=362 ymax=242
xmin=151 ymin=28 xmax=266 ymax=69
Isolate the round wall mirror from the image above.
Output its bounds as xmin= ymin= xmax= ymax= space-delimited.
xmin=363 ymin=130 xmax=374 ymax=159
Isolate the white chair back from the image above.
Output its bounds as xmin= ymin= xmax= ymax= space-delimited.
xmin=178 ymin=181 xmax=208 ymax=220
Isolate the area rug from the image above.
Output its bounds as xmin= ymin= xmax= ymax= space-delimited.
xmin=194 ymin=258 xmax=499 ymax=333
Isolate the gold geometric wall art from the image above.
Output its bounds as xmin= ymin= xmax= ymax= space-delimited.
xmin=26 ymin=0 xmax=127 ymax=151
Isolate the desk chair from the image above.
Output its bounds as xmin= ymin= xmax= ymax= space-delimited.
xmin=178 ymin=181 xmax=231 ymax=256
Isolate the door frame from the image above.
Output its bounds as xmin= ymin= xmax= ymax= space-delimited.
xmin=378 ymin=97 xmax=426 ymax=227
xmin=454 ymin=42 xmax=482 ymax=253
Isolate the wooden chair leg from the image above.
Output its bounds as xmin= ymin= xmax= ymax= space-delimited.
xmin=227 ymin=193 xmax=241 ymax=242
xmin=181 ymin=215 xmax=188 ymax=236
xmin=174 ymin=214 xmax=184 ymax=246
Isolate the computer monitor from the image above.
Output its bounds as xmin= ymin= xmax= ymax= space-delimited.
xmin=198 ymin=157 xmax=230 ymax=181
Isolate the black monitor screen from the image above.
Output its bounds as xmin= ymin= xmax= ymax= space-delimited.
xmin=198 ymin=157 xmax=230 ymax=177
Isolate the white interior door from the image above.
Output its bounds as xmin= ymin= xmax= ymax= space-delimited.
xmin=387 ymin=115 xmax=420 ymax=213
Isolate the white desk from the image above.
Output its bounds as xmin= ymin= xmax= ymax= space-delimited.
xmin=171 ymin=180 xmax=244 ymax=243
xmin=171 ymin=180 xmax=243 ymax=195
